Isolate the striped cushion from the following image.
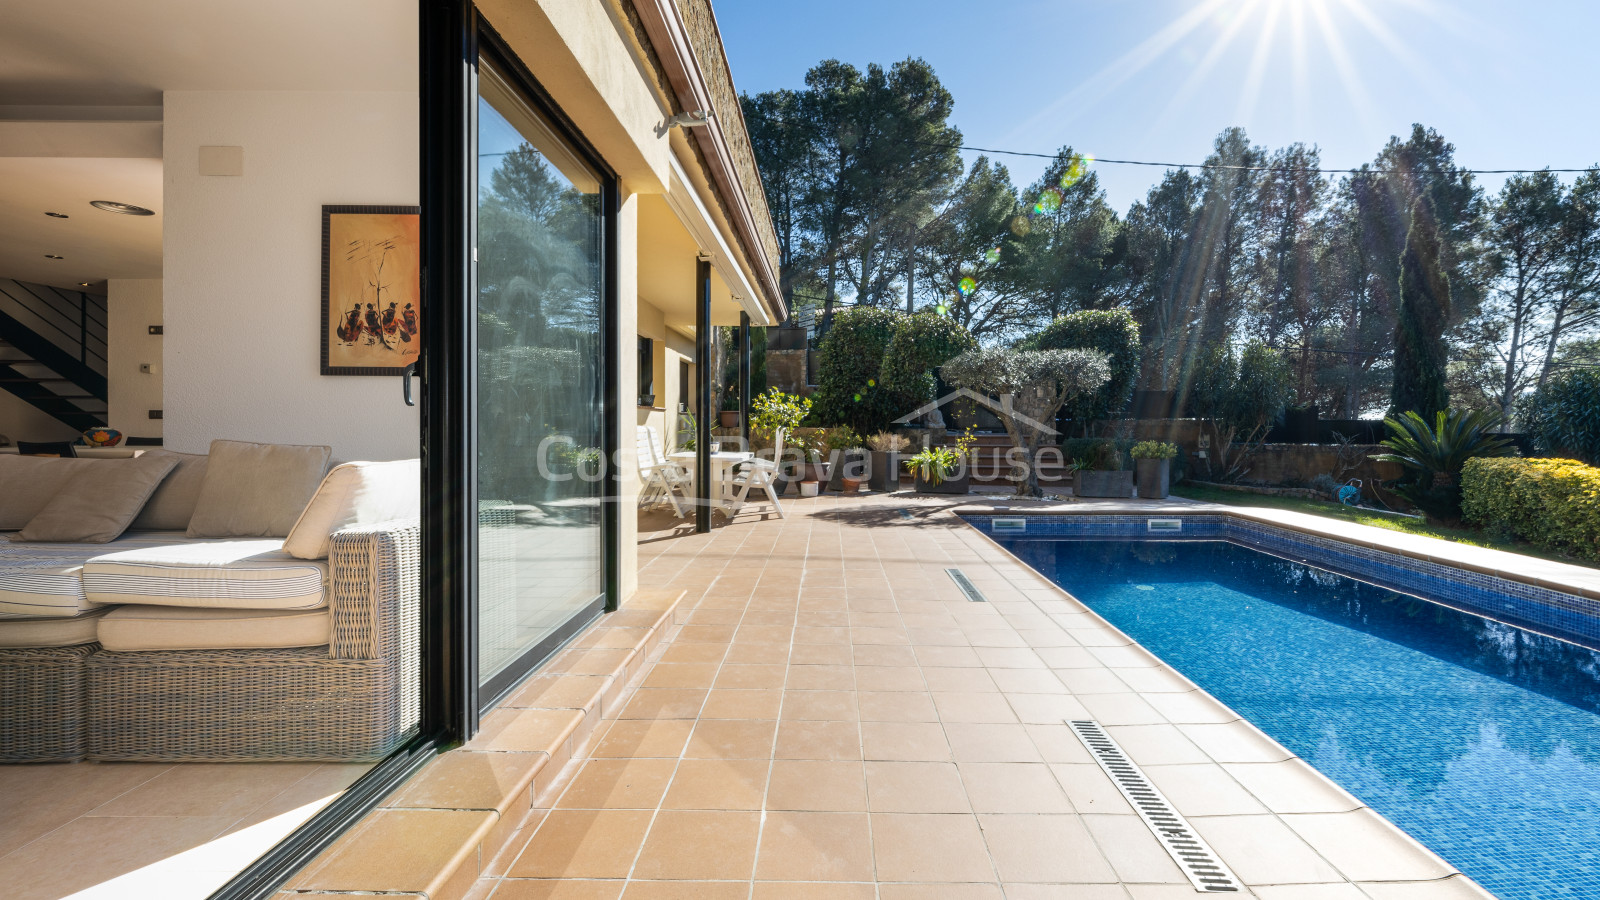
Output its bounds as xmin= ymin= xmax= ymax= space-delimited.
xmin=0 ymin=532 xmax=199 ymax=619
xmin=97 ymin=605 xmax=330 ymax=651
xmin=0 ymin=608 xmax=107 ymax=648
xmin=81 ymin=540 xmax=327 ymax=610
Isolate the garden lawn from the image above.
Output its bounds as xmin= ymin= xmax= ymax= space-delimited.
xmin=1170 ymin=483 xmax=1599 ymax=570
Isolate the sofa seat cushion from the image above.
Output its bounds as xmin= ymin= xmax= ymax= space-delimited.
xmin=82 ymin=540 xmax=327 ymax=610
xmin=0 ymin=532 xmax=198 ymax=618
xmin=0 ymin=608 xmax=107 ymax=648
xmin=97 ymin=605 xmax=330 ymax=651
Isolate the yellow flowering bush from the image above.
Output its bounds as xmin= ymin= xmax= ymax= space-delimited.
xmin=1461 ymin=457 xmax=1600 ymax=561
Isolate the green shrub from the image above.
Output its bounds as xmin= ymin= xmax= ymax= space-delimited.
xmin=880 ymin=311 xmax=977 ymax=417
xmin=810 ymin=307 xmax=904 ymax=434
xmin=1022 ymin=309 xmax=1140 ymax=427
xmin=1462 ymin=457 xmax=1600 ymax=561
xmin=1524 ymin=369 xmax=1600 ymax=466
xmin=1060 ymin=438 xmax=1188 ymax=481
xmin=1129 ymin=441 xmax=1177 ymax=460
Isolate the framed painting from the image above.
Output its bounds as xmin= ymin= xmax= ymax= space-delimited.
xmin=321 ymin=205 xmax=422 ymax=375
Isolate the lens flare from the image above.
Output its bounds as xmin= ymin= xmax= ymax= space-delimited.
xmin=1033 ymin=188 xmax=1062 ymax=215
xmin=1010 ymin=215 xmax=1031 ymax=236
xmin=958 ymin=276 xmax=977 ymax=296
xmin=1059 ymin=153 xmax=1091 ymax=189
xmin=935 ymin=303 xmax=949 ymax=315
xmin=983 ymin=247 xmax=1000 ymax=264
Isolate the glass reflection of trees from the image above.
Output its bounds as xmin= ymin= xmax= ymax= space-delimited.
xmin=476 ymin=137 xmax=603 ymax=515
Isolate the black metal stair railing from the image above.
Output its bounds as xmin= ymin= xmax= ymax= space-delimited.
xmin=0 ymin=279 xmax=109 ymax=431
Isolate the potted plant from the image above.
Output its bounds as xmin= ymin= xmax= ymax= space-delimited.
xmin=866 ymin=431 xmax=909 ymax=492
xmin=718 ymin=391 xmax=740 ymax=429
xmin=750 ymin=388 xmax=812 ymax=495
xmin=824 ymin=426 xmax=866 ymax=492
xmin=1071 ymin=440 xmax=1135 ymax=498
xmin=908 ymin=429 xmax=974 ymax=494
xmin=1130 ymin=440 xmax=1177 ymax=499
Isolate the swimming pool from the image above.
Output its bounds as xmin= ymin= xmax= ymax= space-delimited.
xmin=985 ymin=528 xmax=1600 ymax=900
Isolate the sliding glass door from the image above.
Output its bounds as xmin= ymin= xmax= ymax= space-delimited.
xmin=473 ymin=53 xmax=611 ymax=703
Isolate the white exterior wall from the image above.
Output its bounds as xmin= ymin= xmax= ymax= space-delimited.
xmin=162 ymin=90 xmax=419 ymax=461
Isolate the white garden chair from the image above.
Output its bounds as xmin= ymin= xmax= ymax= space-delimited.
xmin=730 ymin=427 xmax=787 ymax=519
xmin=637 ymin=425 xmax=691 ymax=517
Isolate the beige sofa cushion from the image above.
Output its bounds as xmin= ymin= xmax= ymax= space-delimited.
xmin=0 ymin=608 xmax=107 ymax=648
xmin=283 ymin=459 xmax=420 ymax=559
xmin=186 ymin=440 xmax=332 ymax=538
xmin=82 ymin=540 xmax=327 ymax=610
xmin=0 ymin=455 xmax=97 ymax=530
xmin=0 ymin=532 xmax=200 ymax=618
xmin=15 ymin=454 xmax=179 ymax=543
xmin=131 ymin=450 xmax=209 ymax=531
xmin=97 ymin=605 xmax=330 ymax=651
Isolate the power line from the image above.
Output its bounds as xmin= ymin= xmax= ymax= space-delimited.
xmin=935 ymin=142 xmax=1596 ymax=177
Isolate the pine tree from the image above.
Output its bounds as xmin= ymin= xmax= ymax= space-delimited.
xmin=1391 ymin=196 xmax=1452 ymax=418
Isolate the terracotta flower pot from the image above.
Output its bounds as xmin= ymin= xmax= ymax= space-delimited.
xmin=718 ymin=410 xmax=739 ymax=428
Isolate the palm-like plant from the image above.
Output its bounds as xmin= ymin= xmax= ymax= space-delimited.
xmin=1371 ymin=409 xmax=1516 ymax=489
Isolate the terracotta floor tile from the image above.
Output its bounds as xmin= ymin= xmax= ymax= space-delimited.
xmin=781 ymin=690 xmax=859 ymax=721
xmin=622 ymin=881 xmax=748 ymax=899
xmin=878 ymin=885 xmax=1003 ymax=900
xmin=920 ymin=667 xmax=996 ymax=692
xmin=958 ymin=763 xmax=1074 ymax=814
xmin=491 ymin=878 xmax=625 ymax=898
xmin=296 ymin=808 xmax=496 ymax=893
xmin=986 ymin=668 xmax=1066 ymax=694
xmin=684 ymin=719 xmax=779 ymax=759
xmin=853 ymin=645 xmax=918 ymax=667
xmin=701 ymin=688 xmax=784 ymax=720
xmin=753 ymin=882 xmax=877 ymax=900
xmin=715 ymin=664 xmax=789 ymax=690
xmin=631 ymin=810 xmax=760 ymax=880
xmin=793 ymin=625 xmax=849 ymax=644
xmin=754 ymin=811 xmax=874 ymax=881
xmin=859 ymin=721 xmax=951 ymax=762
xmin=386 ymin=750 xmax=543 ymax=813
xmin=618 ymin=689 xmax=707 ymax=720
xmin=774 ymin=720 xmax=862 ymax=760
xmin=1023 ymin=725 xmax=1095 ymax=764
xmin=657 ymin=642 xmax=728 ymax=664
xmin=785 ymin=664 xmax=855 ymax=691
xmin=914 ymin=646 xmax=983 ymax=668
xmin=974 ymin=647 xmax=1047 ymax=669
xmin=932 ymin=692 xmax=1019 ymax=724
xmin=789 ymin=643 xmax=853 ymax=666
xmin=590 ymin=720 xmax=694 ymax=759
xmin=661 ymin=759 xmax=769 ymax=810
xmin=854 ymin=665 xmax=926 ymax=692
xmin=676 ymin=624 xmax=736 ymax=643
xmin=505 ymin=674 xmax=612 ymax=710
xmin=640 ymin=663 xmax=720 ymax=689
xmin=557 ymin=758 xmax=677 ymax=810
xmin=865 ymin=761 xmax=971 ymax=813
xmin=508 ymin=809 xmax=653 ymax=878
xmin=977 ymin=814 xmax=1119 ymax=883
xmin=857 ymin=690 xmax=939 ymax=723
xmin=766 ymin=760 xmax=867 ymax=811
xmin=1080 ymin=813 xmax=1188 ymax=883
xmin=737 ymin=624 xmax=795 ymax=644
xmin=942 ymin=723 xmax=1043 ymax=763
xmin=870 ymin=813 xmax=995 ymax=882
xmin=1005 ymin=693 xmax=1092 ymax=725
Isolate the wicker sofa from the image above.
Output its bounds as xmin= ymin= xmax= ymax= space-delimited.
xmin=0 ymin=447 xmax=420 ymax=764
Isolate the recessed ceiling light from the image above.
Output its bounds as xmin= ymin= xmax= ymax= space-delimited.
xmin=44 ymin=211 xmax=69 ymax=219
xmin=78 ymin=282 xmax=91 ymax=287
xmin=90 ymin=200 xmax=154 ymax=216
xmin=44 ymin=254 xmax=64 ymax=260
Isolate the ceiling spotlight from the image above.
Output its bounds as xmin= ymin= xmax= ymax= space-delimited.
xmin=78 ymin=282 xmax=91 ymax=287
xmin=90 ymin=200 xmax=155 ymax=216
xmin=44 ymin=254 xmax=64 ymax=260
xmin=45 ymin=211 xmax=69 ymax=219
xmin=666 ymin=110 xmax=712 ymax=130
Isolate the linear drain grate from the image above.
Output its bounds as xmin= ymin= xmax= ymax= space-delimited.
xmin=1068 ymin=719 xmax=1243 ymax=893
xmin=945 ymin=567 xmax=987 ymax=602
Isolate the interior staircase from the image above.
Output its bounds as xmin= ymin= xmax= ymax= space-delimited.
xmin=0 ymin=279 xmax=109 ymax=433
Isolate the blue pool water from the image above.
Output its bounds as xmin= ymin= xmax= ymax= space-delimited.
xmin=998 ymin=538 xmax=1600 ymax=900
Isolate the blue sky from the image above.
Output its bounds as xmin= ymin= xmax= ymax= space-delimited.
xmin=716 ymin=0 xmax=1600 ymax=213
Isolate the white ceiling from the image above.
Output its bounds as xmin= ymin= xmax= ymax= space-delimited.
xmin=0 ymin=0 xmax=415 ymax=289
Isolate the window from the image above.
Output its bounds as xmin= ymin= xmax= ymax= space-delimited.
xmin=638 ymin=336 xmax=654 ymax=406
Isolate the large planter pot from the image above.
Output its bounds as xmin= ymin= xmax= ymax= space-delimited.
xmin=1135 ymin=459 xmax=1171 ymax=499
xmin=914 ymin=470 xmax=971 ymax=494
xmin=1073 ymin=470 xmax=1135 ymax=499
xmin=804 ymin=461 xmax=830 ymax=491
xmin=718 ymin=410 xmax=740 ymax=428
xmin=868 ymin=450 xmax=900 ymax=492
xmin=829 ymin=449 xmax=868 ymax=491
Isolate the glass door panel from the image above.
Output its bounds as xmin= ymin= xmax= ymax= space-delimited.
xmin=475 ymin=60 xmax=605 ymax=694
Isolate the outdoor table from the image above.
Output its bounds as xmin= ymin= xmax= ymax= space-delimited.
xmin=668 ymin=449 xmax=754 ymax=514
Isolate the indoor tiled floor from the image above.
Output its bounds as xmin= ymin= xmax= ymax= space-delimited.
xmin=0 ymin=759 xmax=369 ymax=900
xmin=468 ymin=493 xmax=1492 ymax=899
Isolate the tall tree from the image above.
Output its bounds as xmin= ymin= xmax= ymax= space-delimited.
xmin=1392 ymin=195 xmax=1453 ymax=418
xmin=1250 ymin=143 xmax=1332 ymax=404
xmin=1121 ymin=169 xmax=1203 ymax=389
xmin=1477 ymin=171 xmax=1564 ymax=421
xmin=1009 ymin=149 xmax=1123 ymax=324
xmin=1539 ymin=166 xmax=1600 ymax=387
xmin=742 ymin=88 xmax=817 ymax=312
xmin=913 ymin=156 xmax=1026 ymax=340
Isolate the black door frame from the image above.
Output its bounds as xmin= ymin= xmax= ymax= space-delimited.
xmin=213 ymin=3 xmax=620 ymax=895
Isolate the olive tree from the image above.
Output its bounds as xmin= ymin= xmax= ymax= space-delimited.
xmin=941 ymin=347 xmax=1110 ymax=497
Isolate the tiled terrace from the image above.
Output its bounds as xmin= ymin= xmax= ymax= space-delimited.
xmin=459 ymin=493 xmax=1490 ymax=900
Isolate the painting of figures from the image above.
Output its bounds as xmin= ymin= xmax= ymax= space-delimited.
xmin=321 ymin=205 xmax=421 ymax=375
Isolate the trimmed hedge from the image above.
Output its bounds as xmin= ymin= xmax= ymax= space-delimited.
xmin=810 ymin=308 xmax=904 ymax=434
xmin=1524 ymin=368 xmax=1600 ymax=466
xmin=1462 ymin=457 xmax=1600 ymax=561
xmin=1022 ymin=309 xmax=1140 ymax=425
xmin=880 ymin=311 xmax=977 ymax=416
